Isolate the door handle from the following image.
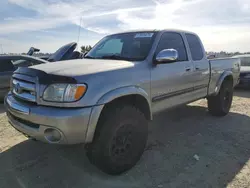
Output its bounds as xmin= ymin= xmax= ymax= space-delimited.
xmin=185 ymin=67 xmax=191 ymax=71
xmin=195 ymin=67 xmax=200 ymax=70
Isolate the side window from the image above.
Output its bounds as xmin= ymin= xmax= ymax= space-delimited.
xmin=241 ymin=57 xmax=250 ymax=66
xmin=156 ymin=32 xmax=188 ymax=61
xmin=241 ymin=57 xmax=246 ymax=66
xmin=246 ymin=57 xmax=250 ymax=66
xmin=186 ymin=34 xmax=204 ymax=61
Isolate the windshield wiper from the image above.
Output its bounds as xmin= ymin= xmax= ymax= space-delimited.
xmin=84 ymin=55 xmax=95 ymax=59
xmin=100 ymin=55 xmax=128 ymax=60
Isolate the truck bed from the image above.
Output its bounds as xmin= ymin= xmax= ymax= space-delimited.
xmin=208 ymin=57 xmax=241 ymax=95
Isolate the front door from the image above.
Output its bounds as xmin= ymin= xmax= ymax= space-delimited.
xmin=151 ymin=32 xmax=195 ymax=113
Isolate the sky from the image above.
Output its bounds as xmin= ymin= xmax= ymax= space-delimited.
xmin=0 ymin=0 xmax=250 ymax=53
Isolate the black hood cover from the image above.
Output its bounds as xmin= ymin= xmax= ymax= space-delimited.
xmin=14 ymin=67 xmax=77 ymax=84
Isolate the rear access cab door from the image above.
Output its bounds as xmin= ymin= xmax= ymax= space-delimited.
xmin=184 ymin=33 xmax=210 ymax=98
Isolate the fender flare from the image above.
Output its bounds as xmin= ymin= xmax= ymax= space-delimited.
xmin=97 ymin=86 xmax=152 ymax=119
xmin=214 ymin=71 xmax=233 ymax=95
xmin=85 ymin=86 xmax=152 ymax=143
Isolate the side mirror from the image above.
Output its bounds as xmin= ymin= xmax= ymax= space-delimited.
xmin=155 ymin=49 xmax=178 ymax=64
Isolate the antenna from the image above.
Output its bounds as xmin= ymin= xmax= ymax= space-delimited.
xmin=0 ymin=44 xmax=3 ymax=54
xmin=77 ymin=16 xmax=82 ymax=50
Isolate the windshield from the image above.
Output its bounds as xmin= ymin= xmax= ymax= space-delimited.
xmin=86 ymin=32 xmax=157 ymax=61
xmin=240 ymin=56 xmax=250 ymax=66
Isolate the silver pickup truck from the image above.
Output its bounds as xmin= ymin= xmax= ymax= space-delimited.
xmin=4 ymin=29 xmax=240 ymax=175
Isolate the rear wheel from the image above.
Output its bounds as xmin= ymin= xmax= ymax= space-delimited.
xmin=86 ymin=104 xmax=148 ymax=175
xmin=207 ymin=80 xmax=233 ymax=116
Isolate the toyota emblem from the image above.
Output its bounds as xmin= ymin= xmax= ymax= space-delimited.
xmin=14 ymin=83 xmax=22 ymax=94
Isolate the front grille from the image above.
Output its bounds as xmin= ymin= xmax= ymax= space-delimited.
xmin=12 ymin=74 xmax=37 ymax=103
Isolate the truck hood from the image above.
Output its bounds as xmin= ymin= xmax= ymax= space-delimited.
xmin=31 ymin=59 xmax=135 ymax=76
xmin=240 ymin=66 xmax=250 ymax=73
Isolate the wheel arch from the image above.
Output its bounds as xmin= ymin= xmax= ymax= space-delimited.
xmin=97 ymin=86 xmax=152 ymax=120
xmin=85 ymin=86 xmax=152 ymax=143
xmin=214 ymin=71 xmax=234 ymax=95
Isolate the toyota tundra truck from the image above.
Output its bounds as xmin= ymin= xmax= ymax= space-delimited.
xmin=4 ymin=29 xmax=240 ymax=175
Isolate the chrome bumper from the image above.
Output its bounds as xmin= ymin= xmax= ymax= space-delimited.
xmin=5 ymin=93 xmax=104 ymax=144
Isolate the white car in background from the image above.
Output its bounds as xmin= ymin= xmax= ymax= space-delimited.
xmin=234 ymin=54 xmax=250 ymax=88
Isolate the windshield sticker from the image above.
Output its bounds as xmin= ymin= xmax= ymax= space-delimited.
xmin=134 ymin=33 xmax=154 ymax=38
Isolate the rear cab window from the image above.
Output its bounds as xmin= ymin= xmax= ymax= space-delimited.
xmin=185 ymin=34 xmax=204 ymax=61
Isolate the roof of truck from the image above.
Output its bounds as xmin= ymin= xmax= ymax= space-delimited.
xmin=109 ymin=29 xmax=197 ymax=36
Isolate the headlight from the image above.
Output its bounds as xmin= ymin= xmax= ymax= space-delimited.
xmin=43 ymin=84 xmax=87 ymax=102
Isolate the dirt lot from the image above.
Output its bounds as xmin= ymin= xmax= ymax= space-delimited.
xmin=0 ymin=90 xmax=250 ymax=188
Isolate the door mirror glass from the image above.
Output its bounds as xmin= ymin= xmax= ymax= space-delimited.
xmin=155 ymin=49 xmax=178 ymax=64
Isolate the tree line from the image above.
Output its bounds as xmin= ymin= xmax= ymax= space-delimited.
xmin=81 ymin=45 xmax=92 ymax=53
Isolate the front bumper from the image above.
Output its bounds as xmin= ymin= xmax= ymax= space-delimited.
xmin=4 ymin=93 xmax=104 ymax=144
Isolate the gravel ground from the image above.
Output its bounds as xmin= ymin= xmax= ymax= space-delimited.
xmin=0 ymin=90 xmax=250 ymax=188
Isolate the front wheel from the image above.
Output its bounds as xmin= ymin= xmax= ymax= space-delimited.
xmin=207 ymin=80 xmax=233 ymax=116
xmin=86 ymin=104 xmax=148 ymax=175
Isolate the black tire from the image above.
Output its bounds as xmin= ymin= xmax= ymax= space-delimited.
xmin=207 ymin=80 xmax=233 ymax=116
xmin=86 ymin=104 xmax=148 ymax=175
